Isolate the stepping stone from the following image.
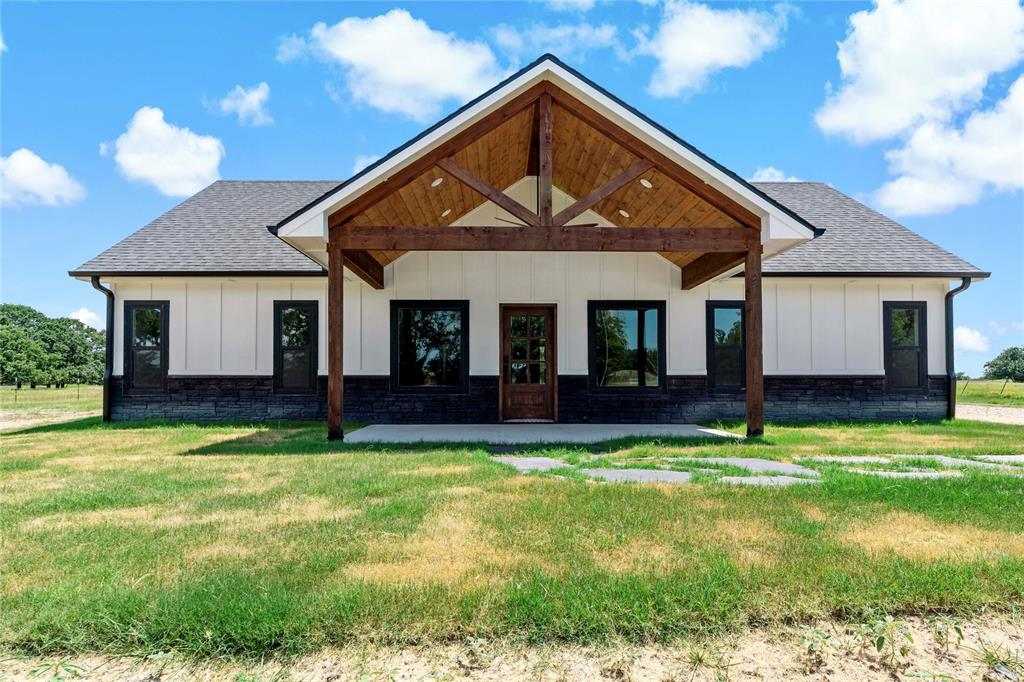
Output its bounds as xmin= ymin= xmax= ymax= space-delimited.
xmin=849 ymin=469 xmax=962 ymax=479
xmin=581 ymin=468 xmax=693 ymax=484
xmin=809 ymin=456 xmax=891 ymax=464
xmin=888 ymin=454 xmax=1009 ymax=470
xmin=493 ymin=456 xmax=566 ymax=472
xmin=719 ymin=475 xmax=820 ymax=487
xmin=666 ymin=457 xmax=820 ymax=477
xmin=978 ymin=455 xmax=1024 ymax=465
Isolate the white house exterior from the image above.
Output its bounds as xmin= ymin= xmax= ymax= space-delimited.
xmin=71 ymin=56 xmax=987 ymax=437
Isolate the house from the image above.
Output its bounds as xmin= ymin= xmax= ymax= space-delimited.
xmin=70 ymin=55 xmax=987 ymax=439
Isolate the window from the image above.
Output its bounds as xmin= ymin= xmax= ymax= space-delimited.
xmin=588 ymin=301 xmax=665 ymax=390
xmin=884 ymin=301 xmax=927 ymax=391
xmin=706 ymin=301 xmax=745 ymax=390
xmin=390 ymin=300 xmax=469 ymax=391
xmin=124 ymin=301 xmax=168 ymax=393
xmin=274 ymin=301 xmax=318 ymax=393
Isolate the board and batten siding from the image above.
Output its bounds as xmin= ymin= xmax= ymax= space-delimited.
xmin=105 ymin=261 xmax=948 ymax=379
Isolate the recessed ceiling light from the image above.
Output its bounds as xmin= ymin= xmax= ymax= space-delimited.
xmin=441 ymin=208 xmax=452 ymax=217
xmin=431 ymin=177 xmax=444 ymax=187
xmin=618 ymin=209 xmax=630 ymax=218
xmin=639 ymin=178 xmax=653 ymax=189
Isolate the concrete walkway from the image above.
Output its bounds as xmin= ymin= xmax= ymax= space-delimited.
xmin=344 ymin=423 xmax=737 ymax=444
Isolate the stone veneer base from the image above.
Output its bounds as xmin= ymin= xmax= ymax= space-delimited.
xmin=110 ymin=375 xmax=949 ymax=423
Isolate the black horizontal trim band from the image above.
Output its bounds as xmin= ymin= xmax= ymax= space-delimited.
xmin=753 ymin=271 xmax=991 ymax=279
xmin=69 ymin=269 xmax=327 ymax=278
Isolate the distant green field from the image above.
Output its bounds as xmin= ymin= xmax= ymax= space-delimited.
xmin=959 ymin=379 xmax=1024 ymax=407
xmin=0 ymin=385 xmax=102 ymax=413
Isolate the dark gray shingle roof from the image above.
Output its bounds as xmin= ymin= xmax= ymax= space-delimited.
xmin=753 ymin=182 xmax=987 ymax=277
xmin=71 ymin=181 xmax=338 ymax=276
xmin=73 ymin=179 xmax=987 ymax=278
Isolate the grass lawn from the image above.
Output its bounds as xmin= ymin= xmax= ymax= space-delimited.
xmin=959 ymin=379 xmax=1024 ymax=407
xmin=0 ymin=384 xmax=102 ymax=416
xmin=2 ymin=417 xmax=1023 ymax=660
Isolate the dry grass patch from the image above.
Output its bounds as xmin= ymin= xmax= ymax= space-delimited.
xmin=594 ymin=538 xmax=678 ymax=575
xmin=188 ymin=541 xmax=253 ymax=562
xmin=800 ymin=505 xmax=828 ymax=522
xmin=344 ymin=499 xmax=514 ymax=586
xmin=842 ymin=511 xmax=1024 ymax=562
xmin=398 ymin=464 xmax=476 ymax=477
xmin=713 ymin=516 xmax=785 ymax=568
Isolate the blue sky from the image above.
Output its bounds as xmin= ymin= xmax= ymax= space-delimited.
xmin=1 ymin=0 xmax=1021 ymax=376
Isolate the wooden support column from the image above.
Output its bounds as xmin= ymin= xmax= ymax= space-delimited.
xmin=744 ymin=247 xmax=764 ymax=437
xmin=537 ymin=92 xmax=553 ymax=226
xmin=327 ymin=236 xmax=344 ymax=441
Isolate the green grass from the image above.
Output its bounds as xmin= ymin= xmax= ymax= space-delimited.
xmin=0 ymin=384 xmax=102 ymax=413
xmin=959 ymin=379 xmax=1024 ymax=407
xmin=2 ymin=417 xmax=1023 ymax=659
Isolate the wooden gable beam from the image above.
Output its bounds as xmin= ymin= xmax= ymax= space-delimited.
xmin=343 ymin=250 xmax=385 ymax=289
xmin=328 ymin=82 xmax=549 ymax=231
xmin=553 ymin=159 xmax=654 ymax=227
xmin=680 ymin=251 xmax=747 ymax=290
xmin=543 ymin=83 xmax=761 ymax=230
xmin=435 ymin=158 xmax=538 ymax=227
xmin=537 ymin=93 xmax=553 ymax=227
xmin=337 ymin=224 xmax=755 ymax=253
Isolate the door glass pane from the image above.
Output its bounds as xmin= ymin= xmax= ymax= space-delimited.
xmin=529 ymin=339 xmax=545 ymax=361
xmin=644 ymin=308 xmax=660 ymax=387
xmin=511 ymin=338 xmax=528 ymax=360
xmin=511 ymin=315 xmax=528 ymax=337
xmin=890 ymin=308 xmax=919 ymax=346
xmin=890 ymin=348 xmax=920 ymax=388
xmin=511 ymin=362 xmax=528 ymax=384
xmin=397 ymin=308 xmax=464 ymax=387
xmin=133 ymin=349 xmax=162 ymax=388
xmin=280 ymin=306 xmax=311 ymax=347
xmin=713 ymin=308 xmax=743 ymax=346
xmin=530 ymin=315 xmax=546 ymax=337
xmin=281 ymin=349 xmax=311 ymax=389
xmin=133 ymin=308 xmax=161 ymax=347
xmin=594 ymin=309 xmax=639 ymax=387
xmin=529 ymin=362 xmax=546 ymax=384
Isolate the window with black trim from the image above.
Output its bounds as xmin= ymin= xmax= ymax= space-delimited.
xmin=274 ymin=301 xmax=318 ymax=393
xmin=706 ymin=301 xmax=745 ymax=391
xmin=883 ymin=301 xmax=927 ymax=391
xmin=390 ymin=300 xmax=469 ymax=391
xmin=124 ymin=301 xmax=168 ymax=393
xmin=588 ymin=301 xmax=665 ymax=390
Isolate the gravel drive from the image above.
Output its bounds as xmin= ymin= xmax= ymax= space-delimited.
xmin=958 ymin=403 xmax=1024 ymax=425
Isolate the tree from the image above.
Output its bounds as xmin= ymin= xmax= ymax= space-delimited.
xmin=983 ymin=346 xmax=1024 ymax=383
xmin=0 ymin=303 xmax=105 ymax=386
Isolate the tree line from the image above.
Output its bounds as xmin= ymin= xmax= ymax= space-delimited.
xmin=0 ymin=304 xmax=105 ymax=387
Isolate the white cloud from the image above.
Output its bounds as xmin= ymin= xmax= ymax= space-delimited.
xmin=218 ymin=82 xmax=273 ymax=127
xmin=816 ymin=0 xmax=1024 ymax=143
xmin=955 ymin=325 xmax=991 ymax=353
xmin=69 ymin=307 xmax=103 ymax=329
xmin=990 ymin=320 xmax=1024 ymax=336
xmin=750 ymin=166 xmax=801 ymax=182
xmin=493 ymin=22 xmax=619 ymax=63
xmin=545 ymin=0 xmax=596 ymax=12
xmin=875 ymin=75 xmax=1024 ymax=215
xmin=0 ymin=30 xmax=6 ymax=52
xmin=0 ymin=148 xmax=86 ymax=207
xmin=106 ymin=107 xmax=224 ymax=197
xmin=634 ymin=1 xmax=789 ymax=97
xmin=352 ymin=154 xmax=382 ymax=174
xmin=279 ymin=10 xmax=507 ymax=121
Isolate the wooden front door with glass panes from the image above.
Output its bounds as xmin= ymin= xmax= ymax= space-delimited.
xmin=500 ymin=305 xmax=557 ymax=421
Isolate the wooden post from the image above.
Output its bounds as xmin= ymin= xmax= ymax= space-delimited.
xmin=327 ymin=236 xmax=344 ymax=441
xmin=537 ymin=92 xmax=553 ymax=227
xmin=744 ymin=247 xmax=764 ymax=437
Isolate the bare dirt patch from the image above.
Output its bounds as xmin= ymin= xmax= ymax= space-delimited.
xmin=3 ymin=615 xmax=1021 ymax=681
xmin=843 ymin=510 xmax=1024 ymax=561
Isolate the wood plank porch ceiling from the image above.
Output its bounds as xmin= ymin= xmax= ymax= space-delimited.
xmin=335 ymin=84 xmax=756 ymax=281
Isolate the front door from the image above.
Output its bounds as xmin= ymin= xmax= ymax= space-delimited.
xmin=500 ymin=305 xmax=557 ymax=421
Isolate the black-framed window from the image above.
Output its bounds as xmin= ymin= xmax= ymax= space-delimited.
xmin=587 ymin=301 xmax=666 ymax=391
xmin=706 ymin=301 xmax=745 ymax=391
xmin=390 ymin=300 xmax=469 ymax=392
xmin=274 ymin=301 xmax=318 ymax=393
xmin=883 ymin=301 xmax=927 ymax=392
xmin=123 ymin=301 xmax=168 ymax=394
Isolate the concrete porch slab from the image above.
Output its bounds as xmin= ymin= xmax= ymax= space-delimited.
xmin=344 ymin=423 xmax=737 ymax=445
xmin=978 ymin=455 xmax=1024 ymax=464
xmin=581 ymin=468 xmax=694 ymax=484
